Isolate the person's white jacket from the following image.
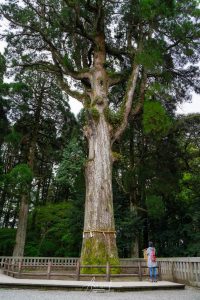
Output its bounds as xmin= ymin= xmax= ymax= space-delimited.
xmin=147 ymin=246 xmax=157 ymax=268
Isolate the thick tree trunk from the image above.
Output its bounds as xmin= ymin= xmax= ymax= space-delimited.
xmin=80 ymin=33 xmax=119 ymax=269
xmin=13 ymin=194 xmax=29 ymax=257
xmin=81 ymin=115 xmax=119 ymax=269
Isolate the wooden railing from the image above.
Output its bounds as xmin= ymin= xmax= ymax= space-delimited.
xmin=0 ymin=257 xmax=160 ymax=281
xmin=0 ymin=256 xmax=78 ymax=267
xmin=0 ymin=256 xmax=199 ymax=287
xmin=75 ymin=261 xmax=160 ymax=281
xmin=157 ymin=257 xmax=200 ymax=288
xmin=2 ymin=260 xmax=78 ymax=280
xmin=121 ymin=257 xmax=200 ymax=288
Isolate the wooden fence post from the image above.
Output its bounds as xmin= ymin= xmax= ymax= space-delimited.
xmin=138 ymin=261 xmax=142 ymax=281
xmin=47 ymin=261 xmax=52 ymax=279
xmin=76 ymin=260 xmax=80 ymax=281
xmin=18 ymin=261 xmax=22 ymax=278
xmin=158 ymin=263 xmax=162 ymax=281
xmin=172 ymin=261 xmax=175 ymax=282
xmin=7 ymin=260 xmax=10 ymax=276
xmin=106 ymin=261 xmax=110 ymax=282
xmin=4 ymin=259 xmax=8 ymax=275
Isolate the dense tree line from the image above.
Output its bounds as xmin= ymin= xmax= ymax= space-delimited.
xmin=0 ymin=1 xmax=199 ymax=261
xmin=0 ymin=53 xmax=199 ymax=257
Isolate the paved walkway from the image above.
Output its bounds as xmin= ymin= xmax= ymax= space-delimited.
xmin=0 ymin=272 xmax=184 ymax=291
xmin=0 ymin=287 xmax=199 ymax=300
xmin=1 ymin=272 xmax=199 ymax=299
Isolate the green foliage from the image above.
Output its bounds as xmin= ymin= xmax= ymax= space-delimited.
xmin=145 ymin=195 xmax=165 ymax=219
xmin=9 ymin=82 xmax=26 ymax=92
xmin=26 ymin=201 xmax=83 ymax=257
xmin=90 ymin=107 xmax=100 ymax=122
xmin=3 ymin=163 xmax=33 ymax=201
xmin=104 ymin=107 xmax=123 ymax=129
xmin=0 ymin=228 xmax=16 ymax=255
xmin=4 ymin=129 xmax=22 ymax=146
xmin=63 ymin=54 xmax=74 ymax=71
xmin=116 ymin=210 xmax=144 ymax=258
xmin=0 ymin=54 xmax=6 ymax=82
xmin=6 ymin=163 xmax=33 ymax=187
xmin=143 ymin=101 xmax=172 ymax=137
xmin=178 ymin=172 xmax=194 ymax=203
xmin=140 ymin=0 xmax=175 ymax=19
xmin=136 ymin=40 xmax=164 ymax=71
xmin=148 ymin=114 xmax=200 ymax=257
xmin=56 ymin=138 xmax=85 ymax=193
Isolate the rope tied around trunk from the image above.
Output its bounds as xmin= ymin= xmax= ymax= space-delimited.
xmin=83 ymin=230 xmax=116 ymax=238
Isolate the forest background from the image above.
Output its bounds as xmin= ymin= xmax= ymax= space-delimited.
xmin=0 ymin=0 xmax=199 ymax=259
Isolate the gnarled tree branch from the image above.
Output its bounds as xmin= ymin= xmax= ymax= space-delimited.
xmin=57 ymin=75 xmax=87 ymax=103
xmin=131 ymin=69 xmax=147 ymax=118
xmin=112 ymin=63 xmax=140 ymax=144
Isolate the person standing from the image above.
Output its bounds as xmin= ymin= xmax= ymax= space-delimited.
xmin=147 ymin=241 xmax=157 ymax=282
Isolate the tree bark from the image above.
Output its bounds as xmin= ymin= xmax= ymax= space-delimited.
xmin=80 ymin=33 xmax=119 ymax=269
xmin=80 ymin=27 xmax=140 ymax=268
xmin=81 ymin=115 xmax=119 ymax=268
xmin=131 ymin=237 xmax=139 ymax=257
xmin=12 ymin=194 xmax=29 ymax=256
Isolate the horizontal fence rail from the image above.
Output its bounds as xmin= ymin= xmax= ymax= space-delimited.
xmin=0 ymin=257 xmax=159 ymax=282
xmin=157 ymin=257 xmax=200 ymax=288
xmin=120 ymin=257 xmax=200 ymax=288
xmin=0 ymin=256 xmax=199 ymax=287
xmin=0 ymin=256 xmax=78 ymax=267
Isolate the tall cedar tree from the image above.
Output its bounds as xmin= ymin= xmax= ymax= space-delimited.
xmin=11 ymin=71 xmax=69 ymax=257
xmin=1 ymin=70 xmax=75 ymax=256
xmin=1 ymin=0 xmax=199 ymax=266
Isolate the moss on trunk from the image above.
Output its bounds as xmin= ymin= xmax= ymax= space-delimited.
xmin=80 ymin=234 xmax=120 ymax=274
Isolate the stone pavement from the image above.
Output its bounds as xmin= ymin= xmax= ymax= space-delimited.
xmin=0 ymin=287 xmax=199 ymax=300
xmin=0 ymin=272 xmax=185 ymax=291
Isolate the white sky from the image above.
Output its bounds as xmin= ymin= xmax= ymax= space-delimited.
xmin=68 ymin=98 xmax=83 ymax=116
xmin=176 ymin=93 xmax=200 ymax=115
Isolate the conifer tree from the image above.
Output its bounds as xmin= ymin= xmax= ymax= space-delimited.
xmin=1 ymin=0 xmax=199 ymax=265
